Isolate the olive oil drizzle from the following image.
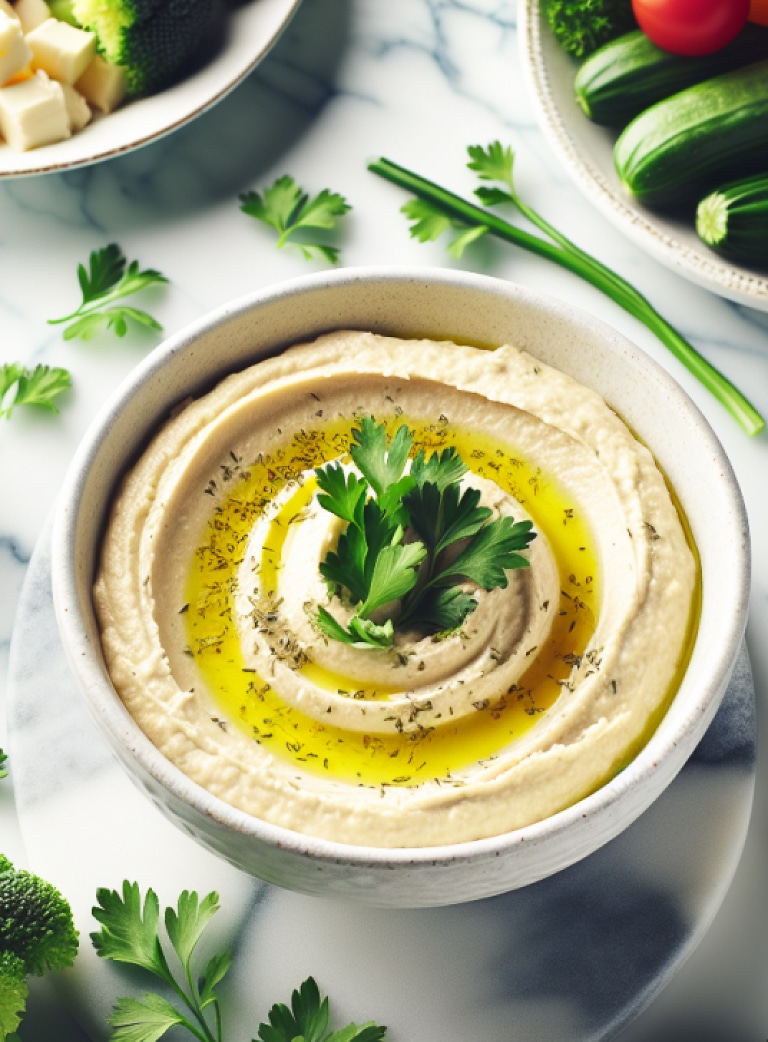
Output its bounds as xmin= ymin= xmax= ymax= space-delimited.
xmin=184 ymin=415 xmax=599 ymax=787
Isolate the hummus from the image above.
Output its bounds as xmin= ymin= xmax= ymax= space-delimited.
xmin=94 ymin=331 xmax=698 ymax=847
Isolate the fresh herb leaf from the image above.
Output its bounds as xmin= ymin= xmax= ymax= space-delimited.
xmin=0 ymin=748 xmax=7 ymax=778
xmin=314 ymin=418 xmax=536 ymax=647
xmin=92 ymin=883 xmax=386 ymax=1042
xmin=434 ymin=514 xmax=536 ymax=589
xmin=0 ymin=363 xmax=71 ymax=420
xmin=368 ymin=145 xmax=765 ymax=436
xmin=255 ymin=976 xmax=386 ymax=1042
xmin=240 ymin=175 xmax=351 ymax=263
xmin=48 ymin=243 xmax=168 ymax=341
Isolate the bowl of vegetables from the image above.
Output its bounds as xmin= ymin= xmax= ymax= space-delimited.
xmin=0 ymin=0 xmax=302 ymax=177
xmin=520 ymin=0 xmax=768 ymax=308
xmin=51 ymin=266 xmax=750 ymax=907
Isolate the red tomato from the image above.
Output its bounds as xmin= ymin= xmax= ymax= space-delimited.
xmin=632 ymin=0 xmax=750 ymax=55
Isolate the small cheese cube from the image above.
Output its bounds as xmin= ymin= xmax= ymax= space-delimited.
xmin=26 ymin=17 xmax=96 ymax=84
xmin=0 ymin=9 xmax=33 ymax=86
xmin=0 ymin=69 xmax=69 ymax=149
xmin=14 ymin=0 xmax=51 ymax=34
xmin=75 ymin=54 xmax=126 ymax=113
xmin=60 ymin=80 xmax=90 ymax=131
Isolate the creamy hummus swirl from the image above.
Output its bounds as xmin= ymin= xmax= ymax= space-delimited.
xmin=94 ymin=332 xmax=697 ymax=848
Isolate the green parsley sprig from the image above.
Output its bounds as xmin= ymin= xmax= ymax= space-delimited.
xmin=0 ymin=362 xmax=71 ymax=420
xmin=48 ymin=243 xmax=168 ymax=341
xmin=240 ymin=176 xmax=351 ymax=263
xmin=0 ymin=748 xmax=7 ymax=778
xmin=91 ymin=881 xmax=386 ymax=1042
xmin=314 ymin=417 xmax=535 ymax=649
xmin=368 ymin=142 xmax=765 ymax=437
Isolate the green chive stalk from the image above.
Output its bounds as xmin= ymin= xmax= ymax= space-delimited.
xmin=368 ymin=155 xmax=765 ymax=437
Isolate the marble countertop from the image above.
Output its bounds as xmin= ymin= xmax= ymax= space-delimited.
xmin=2 ymin=1 xmax=768 ymax=1039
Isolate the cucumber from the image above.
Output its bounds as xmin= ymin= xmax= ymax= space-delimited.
xmin=614 ymin=60 xmax=768 ymax=208
xmin=575 ymin=26 xmax=768 ymax=128
xmin=695 ymin=173 xmax=768 ymax=266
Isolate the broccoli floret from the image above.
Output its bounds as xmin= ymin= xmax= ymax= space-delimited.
xmin=543 ymin=0 xmax=637 ymax=59
xmin=65 ymin=0 xmax=217 ymax=98
xmin=0 ymin=855 xmax=78 ymax=1040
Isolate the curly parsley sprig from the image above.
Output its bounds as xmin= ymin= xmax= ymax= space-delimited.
xmin=91 ymin=881 xmax=385 ymax=1042
xmin=314 ymin=417 xmax=536 ymax=649
xmin=368 ymin=142 xmax=765 ymax=437
xmin=240 ymin=176 xmax=351 ymax=263
xmin=48 ymin=243 xmax=168 ymax=341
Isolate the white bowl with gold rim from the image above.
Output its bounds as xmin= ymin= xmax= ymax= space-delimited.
xmin=51 ymin=267 xmax=749 ymax=907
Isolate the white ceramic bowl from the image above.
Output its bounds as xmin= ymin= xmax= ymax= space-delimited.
xmin=51 ymin=267 xmax=750 ymax=907
xmin=0 ymin=0 xmax=301 ymax=178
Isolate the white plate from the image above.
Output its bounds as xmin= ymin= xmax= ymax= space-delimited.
xmin=0 ymin=0 xmax=302 ymax=178
xmin=518 ymin=0 xmax=768 ymax=310
xmin=6 ymin=521 xmax=757 ymax=1041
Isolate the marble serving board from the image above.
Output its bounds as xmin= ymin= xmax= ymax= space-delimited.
xmin=7 ymin=520 xmax=757 ymax=1042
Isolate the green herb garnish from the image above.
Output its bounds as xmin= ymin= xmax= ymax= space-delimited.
xmin=240 ymin=176 xmax=352 ymax=263
xmin=368 ymin=142 xmax=765 ymax=437
xmin=91 ymin=881 xmax=385 ymax=1042
xmin=0 ymin=362 xmax=71 ymax=419
xmin=0 ymin=748 xmax=7 ymax=778
xmin=314 ymin=417 xmax=536 ymax=649
xmin=48 ymin=243 xmax=168 ymax=340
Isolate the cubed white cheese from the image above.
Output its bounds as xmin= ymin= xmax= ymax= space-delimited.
xmin=75 ymin=53 xmax=126 ymax=113
xmin=14 ymin=0 xmax=52 ymax=34
xmin=0 ymin=9 xmax=33 ymax=86
xmin=60 ymin=79 xmax=90 ymax=131
xmin=0 ymin=68 xmax=69 ymax=149
xmin=26 ymin=17 xmax=95 ymax=84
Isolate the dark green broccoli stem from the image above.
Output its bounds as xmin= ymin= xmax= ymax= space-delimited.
xmin=368 ymin=156 xmax=765 ymax=437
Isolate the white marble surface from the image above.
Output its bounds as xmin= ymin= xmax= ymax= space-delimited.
xmin=2 ymin=0 xmax=768 ymax=1038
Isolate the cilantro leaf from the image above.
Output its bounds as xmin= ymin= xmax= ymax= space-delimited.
xmin=404 ymin=482 xmax=491 ymax=555
xmin=0 ymin=363 xmax=71 ymax=420
xmin=435 ymin=515 xmax=536 ymax=589
xmin=400 ymin=198 xmax=488 ymax=259
xmin=164 ymin=889 xmax=220 ymax=968
xmin=240 ymin=175 xmax=351 ymax=262
xmin=92 ymin=883 xmax=384 ymax=1042
xmin=107 ymin=993 xmax=184 ymax=1042
xmin=48 ymin=244 xmax=168 ymax=341
xmin=255 ymin=976 xmax=386 ymax=1042
xmin=314 ymin=419 xmax=537 ymax=647
xmin=359 ymin=538 xmax=426 ymax=616
xmin=349 ymin=418 xmax=413 ymax=496
xmin=91 ymin=882 xmax=170 ymax=980
xmin=315 ymin=463 xmax=368 ymax=524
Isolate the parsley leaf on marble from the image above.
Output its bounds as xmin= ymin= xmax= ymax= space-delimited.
xmin=254 ymin=975 xmax=386 ymax=1042
xmin=239 ymin=175 xmax=352 ymax=263
xmin=91 ymin=881 xmax=386 ymax=1042
xmin=0 ymin=363 xmax=71 ymax=420
xmin=313 ymin=418 xmax=535 ymax=648
xmin=368 ymin=143 xmax=766 ymax=437
xmin=48 ymin=243 xmax=168 ymax=341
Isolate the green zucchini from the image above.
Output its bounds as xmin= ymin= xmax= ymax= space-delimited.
xmin=695 ymin=173 xmax=768 ymax=266
xmin=614 ymin=60 xmax=768 ymax=209
xmin=575 ymin=25 xmax=768 ymax=128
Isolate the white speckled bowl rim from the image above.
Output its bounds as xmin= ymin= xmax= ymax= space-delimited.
xmin=518 ymin=0 xmax=768 ymax=310
xmin=51 ymin=267 xmax=750 ymax=906
xmin=0 ymin=0 xmax=302 ymax=178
